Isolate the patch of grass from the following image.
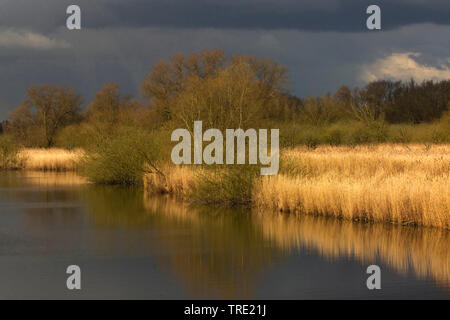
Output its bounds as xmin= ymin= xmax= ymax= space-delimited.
xmin=254 ymin=144 xmax=450 ymax=229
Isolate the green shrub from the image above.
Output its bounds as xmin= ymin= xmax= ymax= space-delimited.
xmin=390 ymin=125 xmax=413 ymax=144
xmin=346 ymin=124 xmax=371 ymax=145
xmin=0 ymin=135 xmax=23 ymax=170
xmin=438 ymin=110 xmax=450 ymax=142
xmin=431 ymin=127 xmax=449 ymax=143
xmin=80 ymin=126 xmax=161 ymax=185
xmin=304 ymin=135 xmax=319 ymax=149
xmin=190 ymin=165 xmax=260 ymax=206
xmin=55 ymin=123 xmax=92 ymax=149
xmin=325 ymin=127 xmax=343 ymax=145
xmin=367 ymin=120 xmax=388 ymax=143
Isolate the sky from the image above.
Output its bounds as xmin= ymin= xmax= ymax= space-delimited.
xmin=0 ymin=0 xmax=449 ymax=119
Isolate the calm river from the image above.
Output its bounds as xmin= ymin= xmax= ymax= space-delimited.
xmin=0 ymin=172 xmax=448 ymax=299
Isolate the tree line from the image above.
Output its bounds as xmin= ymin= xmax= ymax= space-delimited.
xmin=1 ymin=49 xmax=449 ymax=148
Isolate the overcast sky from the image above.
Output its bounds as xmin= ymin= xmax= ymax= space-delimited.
xmin=0 ymin=0 xmax=449 ymax=119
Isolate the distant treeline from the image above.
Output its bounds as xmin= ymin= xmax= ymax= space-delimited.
xmin=1 ymin=49 xmax=449 ymax=149
xmin=343 ymin=79 xmax=449 ymax=123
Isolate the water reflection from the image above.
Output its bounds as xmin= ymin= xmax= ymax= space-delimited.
xmin=82 ymin=188 xmax=283 ymax=299
xmin=0 ymin=171 xmax=87 ymax=188
xmin=142 ymin=197 xmax=283 ymax=299
xmin=1 ymin=172 xmax=448 ymax=298
xmin=253 ymin=212 xmax=450 ymax=289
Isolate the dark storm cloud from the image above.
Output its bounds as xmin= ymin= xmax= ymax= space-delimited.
xmin=0 ymin=0 xmax=449 ymax=32
xmin=0 ymin=1 xmax=449 ymax=119
xmin=103 ymin=0 xmax=450 ymax=31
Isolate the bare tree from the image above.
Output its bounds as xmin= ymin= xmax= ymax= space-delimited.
xmin=9 ymin=85 xmax=82 ymax=147
xmin=141 ymin=50 xmax=289 ymax=130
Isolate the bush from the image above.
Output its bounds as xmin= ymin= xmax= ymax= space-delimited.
xmin=54 ymin=123 xmax=92 ymax=149
xmin=0 ymin=135 xmax=23 ymax=169
xmin=80 ymin=126 xmax=161 ymax=185
xmin=390 ymin=125 xmax=413 ymax=144
xmin=438 ymin=110 xmax=450 ymax=142
xmin=346 ymin=124 xmax=371 ymax=145
xmin=190 ymin=165 xmax=260 ymax=206
xmin=325 ymin=127 xmax=343 ymax=146
xmin=430 ymin=127 xmax=449 ymax=143
xmin=367 ymin=120 xmax=388 ymax=143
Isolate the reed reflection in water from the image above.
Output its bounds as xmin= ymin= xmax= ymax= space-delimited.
xmin=139 ymin=195 xmax=449 ymax=295
xmin=85 ymin=190 xmax=284 ymax=299
xmin=253 ymin=211 xmax=450 ymax=289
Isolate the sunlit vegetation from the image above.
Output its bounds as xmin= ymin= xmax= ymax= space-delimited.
xmin=79 ymin=126 xmax=162 ymax=185
xmin=4 ymin=50 xmax=449 ymax=152
xmin=144 ymin=144 xmax=450 ymax=228
xmin=19 ymin=148 xmax=83 ymax=171
xmin=0 ymin=134 xmax=24 ymax=170
xmin=144 ymin=164 xmax=260 ymax=206
xmin=254 ymin=144 xmax=450 ymax=229
xmin=1 ymin=49 xmax=449 ymax=228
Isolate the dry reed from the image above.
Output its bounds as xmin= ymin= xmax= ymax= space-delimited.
xmin=18 ymin=148 xmax=84 ymax=171
xmin=253 ymin=144 xmax=450 ymax=229
xmin=145 ymin=144 xmax=450 ymax=228
xmin=144 ymin=165 xmax=200 ymax=197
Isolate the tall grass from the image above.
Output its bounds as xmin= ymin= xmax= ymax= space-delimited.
xmin=145 ymin=144 xmax=450 ymax=228
xmin=144 ymin=164 xmax=199 ymax=196
xmin=17 ymin=148 xmax=83 ymax=171
xmin=253 ymin=144 xmax=450 ymax=229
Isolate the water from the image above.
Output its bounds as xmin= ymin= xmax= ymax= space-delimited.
xmin=0 ymin=171 xmax=448 ymax=299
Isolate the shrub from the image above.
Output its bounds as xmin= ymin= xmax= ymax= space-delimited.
xmin=367 ymin=120 xmax=388 ymax=143
xmin=80 ymin=126 xmax=161 ymax=185
xmin=347 ymin=124 xmax=372 ymax=145
xmin=431 ymin=127 xmax=448 ymax=143
xmin=304 ymin=135 xmax=319 ymax=149
xmin=55 ymin=123 xmax=92 ymax=149
xmin=190 ymin=165 xmax=260 ymax=206
xmin=325 ymin=127 xmax=343 ymax=146
xmin=438 ymin=110 xmax=450 ymax=142
xmin=390 ymin=125 xmax=413 ymax=144
xmin=0 ymin=135 xmax=23 ymax=169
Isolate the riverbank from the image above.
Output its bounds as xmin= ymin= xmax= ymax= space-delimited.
xmin=5 ymin=145 xmax=450 ymax=229
xmin=144 ymin=144 xmax=450 ymax=229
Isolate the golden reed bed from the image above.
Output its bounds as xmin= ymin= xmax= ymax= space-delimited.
xmin=254 ymin=144 xmax=450 ymax=229
xmin=18 ymin=148 xmax=83 ymax=171
xmin=144 ymin=144 xmax=450 ymax=229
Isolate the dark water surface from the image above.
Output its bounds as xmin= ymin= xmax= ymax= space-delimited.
xmin=0 ymin=172 xmax=448 ymax=299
